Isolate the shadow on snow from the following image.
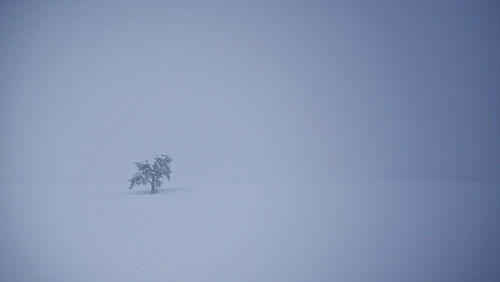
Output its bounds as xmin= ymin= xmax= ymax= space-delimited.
xmin=123 ymin=187 xmax=188 ymax=195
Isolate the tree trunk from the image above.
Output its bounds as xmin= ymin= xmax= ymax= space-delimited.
xmin=150 ymin=178 xmax=156 ymax=193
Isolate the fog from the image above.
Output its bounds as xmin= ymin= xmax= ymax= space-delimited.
xmin=2 ymin=0 xmax=499 ymax=185
xmin=1 ymin=0 xmax=499 ymax=281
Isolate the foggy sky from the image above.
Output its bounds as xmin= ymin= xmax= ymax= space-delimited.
xmin=1 ymin=0 xmax=499 ymax=185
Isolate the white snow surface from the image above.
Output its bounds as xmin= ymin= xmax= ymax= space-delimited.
xmin=1 ymin=181 xmax=499 ymax=282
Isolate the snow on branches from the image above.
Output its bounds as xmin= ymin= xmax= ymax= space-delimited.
xmin=129 ymin=154 xmax=172 ymax=193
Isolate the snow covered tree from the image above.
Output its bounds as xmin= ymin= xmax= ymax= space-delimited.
xmin=129 ymin=154 xmax=172 ymax=193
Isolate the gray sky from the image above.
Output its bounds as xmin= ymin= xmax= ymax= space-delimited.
xmin=1 ymin=3 xmax=500 ymax=281
xmin=1 ymin=0 xmax=499 ymax=185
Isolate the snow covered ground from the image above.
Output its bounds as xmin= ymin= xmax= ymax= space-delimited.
xmin=1 ymin=181 xmax=499 ymax=282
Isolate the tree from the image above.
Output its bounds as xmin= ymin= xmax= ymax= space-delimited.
xmin=129 ymin=154 xmax=172 ymax=193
